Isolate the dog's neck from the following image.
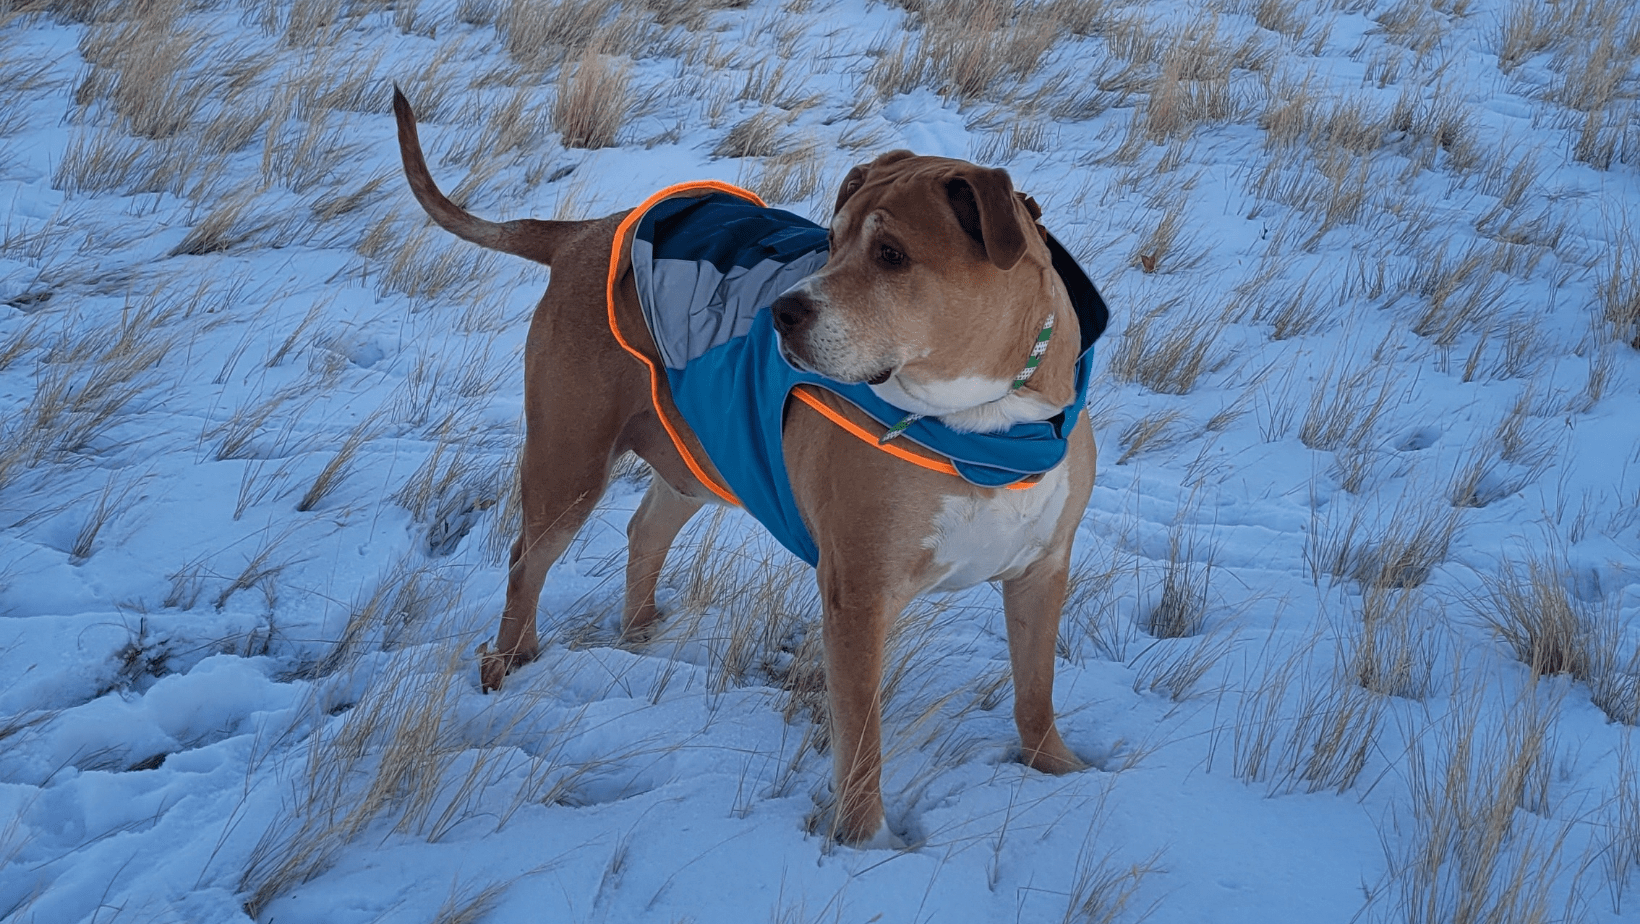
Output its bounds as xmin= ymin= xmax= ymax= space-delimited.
xmin=880 ymin=296 xmax=1080 ymax=438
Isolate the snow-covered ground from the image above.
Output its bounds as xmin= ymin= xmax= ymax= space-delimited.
xmin=1 ymin=0 xmax=1638 ymax=920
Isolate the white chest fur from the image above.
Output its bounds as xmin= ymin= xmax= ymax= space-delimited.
xmin=921 ymin=461 xmax=1072 ymax=592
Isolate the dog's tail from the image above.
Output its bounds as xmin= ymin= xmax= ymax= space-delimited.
xmin=392 ymin=86 xmax=574 ymax=267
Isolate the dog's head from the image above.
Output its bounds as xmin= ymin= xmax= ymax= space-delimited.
xmin=772 ymin=150 xmax=1060 ymax=422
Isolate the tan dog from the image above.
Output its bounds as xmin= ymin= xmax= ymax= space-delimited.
xmin=392 ymin=89 xmax=1099 ymax=845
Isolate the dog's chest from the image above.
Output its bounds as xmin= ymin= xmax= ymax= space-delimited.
xmin=920 ymin=462 xmax=1071 ymax=591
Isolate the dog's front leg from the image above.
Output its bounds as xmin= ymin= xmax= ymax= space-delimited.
xmin=817 ymin=559 xmax=913 ymax=845
xmin=1000 ymin=551 xmax=1085 ymax=775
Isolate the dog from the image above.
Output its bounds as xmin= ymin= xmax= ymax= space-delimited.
xmin=391 ymin=88 xmax=1109 ymax=845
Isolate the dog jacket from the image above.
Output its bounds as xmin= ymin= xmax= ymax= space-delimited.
xmin=616 ymin=183 xmax=1109 ymax=566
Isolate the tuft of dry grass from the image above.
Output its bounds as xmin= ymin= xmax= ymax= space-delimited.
xmin=1128 ymin=196 xmax=1209 ymax=276
xmin=376 ymin=224 xmax=502 ymax=306
xmin=1350 ymin=584 xmax=1438 ymax=700
xmin=0 ymin=50 xmax=61 ymax=136
xmin=1057 ymin=837 xmax=1164 ymax=924
xmin=859 ymin=0 xmax=1089 ymax=103
xmin=171 ymin=183 xmax=281 ymax=256
xmin=297 ymin=414 xmax=383 ymax=513
xmin=1468 ymin=549 xmax=1637 ymax=726
xmin=211 ymin=525 xmax=301 ymax=612
xmin=1297 ymin=356 xmax=1392 ymax=452
xmin=1141 ymin=16 xmax=1267 ymax=143
xmin=316 ymin=555 xmax=462 ymax=676
xmin=1594 ymin=739 xmax=1640 ymax=908
xmin=1143 ymin=523 xmax=1213 ymax=639
xmin=1062 ymin=547 xmax=1136 ymax=663
xmin=740 ymin=139 xmax=827 ymax=205
xmin=393 ymin=416 xmax=504 ymax=556
xmin=1106 ymin=298 xmax=1229 ymax=395
xmin=1307 ymin=483 xmax=1462 ymax=590
xmin=1225 ymin=628 xmax=1386 ymax=796
xmin=1130 ymin=625 xmax=1238 ymax=705
xmin=240 ymin=645 xmax=475 ymax=916
xmin=713 ymin=108 xmax=794 ymax=159
xmin=1471 ymin=553 xmax=1590 ymax=678
xmin=550 ymin=51 xmax=634 ymax=150
xmin=1115 ymin=409 xmax=1185 ymax=466
xmin=52 ymin=129 xmax=149 ymax=195
xmin=1599 ymin=222 xmax=1640 ymax=349
xmin=1366 ymin=679 xmax=1574 ymax=924
xmin=1447 ymin=393 xmax=1557 ymax=509
xmin=68 ymin=471 xmax=140 ymax=563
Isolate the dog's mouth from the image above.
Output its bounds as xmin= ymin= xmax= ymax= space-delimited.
xmin=780 ymin=339 xmax=895 ymax=386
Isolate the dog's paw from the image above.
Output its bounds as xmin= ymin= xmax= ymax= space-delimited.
xmin=477 ymin=641 xmax=536 ymax=692
xmin=1021 ymin=741 xmax=1088 ymax=776
xmin=853 ymin=820 xmax=908 ymax=851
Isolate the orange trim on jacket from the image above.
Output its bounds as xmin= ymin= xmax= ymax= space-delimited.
xmin=790 ymin=387 xmax=1040 ymax=490
xmin=605 ymin=181 xmax=763 ymax=507
xmin=606 ymin=181 xmax=1039 ymax=506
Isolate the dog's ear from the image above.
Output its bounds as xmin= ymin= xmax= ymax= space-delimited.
xmin=833 ymin=150 xmax=916 ymax=216
xmin=945 ymin=167 xmax=1028 ymax=271
xmin=1015 ymin=191 xmax=1049 ymax=242
xmin=833 ymin=164 xmax=869 ymax=215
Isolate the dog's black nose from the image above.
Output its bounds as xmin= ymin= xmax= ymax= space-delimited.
xmin=771 ymin=292 xmax=814 ymax=335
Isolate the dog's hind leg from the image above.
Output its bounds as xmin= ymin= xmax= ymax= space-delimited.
xmin=620 ymin=476 xmax=703 ymax=641
xmin=1000 ymin=552 xmax=1086 ymax=775
xmin=480 ymin=422 xmax=621 ymax=692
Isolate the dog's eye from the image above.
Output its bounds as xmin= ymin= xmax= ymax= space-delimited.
xmin=878 ymin=244 xmax=905 ymax=266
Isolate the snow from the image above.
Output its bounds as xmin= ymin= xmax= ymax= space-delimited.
xmin=1 ymin=0 xmax=1638 ymax=921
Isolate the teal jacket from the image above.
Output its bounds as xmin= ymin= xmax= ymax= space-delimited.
xmin=631 ymin=189 xmax=1108 ymax=566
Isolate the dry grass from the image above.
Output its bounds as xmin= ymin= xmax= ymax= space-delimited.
xmin=1128 ymin=195 xmax=1209 ymax=275
xmin=1447 ymin=393 xmax=1557 ymax=508
xmin=1297 ymin=348 xmax=1400 ymax=453
xmin=1599 ymin=222 xmax=1640 ymax=350
xmin=1350 ymin=584 xmax=1438 ymax=700
xmin=1224 ymin=628 xmax=1386 ymax=796
xmin=393 ymin=417 xmax=504 ymax=556
xmin=1142 ymin=16 xmax=1266 ymax=143
xmin=495 ymin=0 xmax=648 ymax=71
xmin=1130 ymin=625 xmax=1238 ymax=705
xmin=296 ymin=414 xmax=383 ymax=513
xmin=376 ymin=224 xmax=502 ymax=306
xmin=713 ymin=108 xmax=794 ymax=159
xmin=0 ymin=49 xmax=61 ymax=136
xmin=1307 ymin=482 xmax=1462 ymax=590
xmin=1366 ymin=680 xmax=1575 ymax=924
xmin=550 ymin=51 xmax=634 ymax=150
xmin=171 ymin=183 xmax=281 ymax=256
xmin=1057 ymin=837 xmax=1164 ymax=924
xmin=52 ymin=128 xmax=149 ymax=195
xmin=5 ymin=290 xmax=183 ymax=484
xmin=1105 ymin=297 xmax=1229 ymax=395
xmin=1469 ymin=549 xmax=1637 ymax=725
xmin=1250 ymin=272 xmax=1331 ymax=341
xmin=240 ymin=645 xmax=474 ymax=916
xmin=1062 ymin=548 xmax=1137 ymax=662
xmin=67 ymin=470 xmax=139 ymax=563
xmin=740 ymin=140 xmax=827 ymax=205
xmin=1471 ymin=553 xmax=1590 ymax=678
xmin=210 ymin=525 xmax=301 ymax=612
xmin=859 ymin=0 xmax=1097 ymax=103
xmin=1115 ymin=408 xmax=1186 ymax=466
xmin=316 ymin=555 xmax=463 ymax=676
xmin=1143 ymin=523 xmax=1213 ymax=639
xmin=1595 ymin=739 xmax=1640 ymax=909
